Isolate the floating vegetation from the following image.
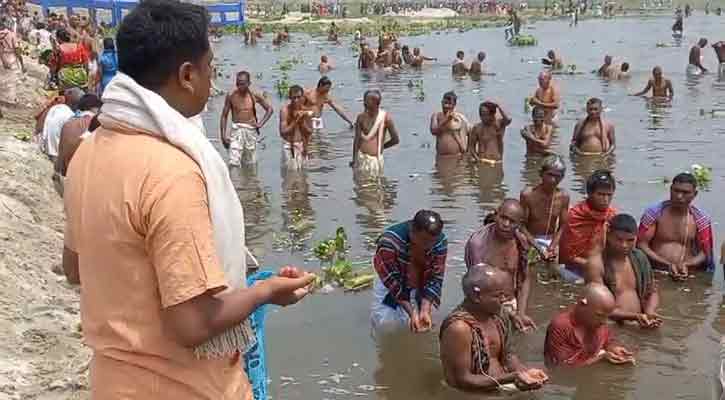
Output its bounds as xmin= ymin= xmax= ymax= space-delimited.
xmin=407 ymin=80 xmax=425 ymax=101
xmin=273 ymin=56 xmax=303 ymax=98
xmin=13 ymin=131 xmax=31 ymax=142
xmin=313 ymin=227 xmax=348 ymax=261
xmin=312 ymin=227 xmax=375 ymax=292
xmin=509 ymin=34 xmax=538 ymax=46
xmin=691 ymin=164 xmax=712 ymax=189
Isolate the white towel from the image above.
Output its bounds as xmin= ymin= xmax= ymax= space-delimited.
xmin=99 ymin=73 xmax=255 ymax=359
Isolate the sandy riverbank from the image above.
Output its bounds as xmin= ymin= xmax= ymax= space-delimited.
xmin=0 ymin=61 xmax=90 ymax=400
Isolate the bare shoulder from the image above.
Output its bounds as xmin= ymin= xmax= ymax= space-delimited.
xmin=520 ymin=187 xmax=534 ymax=202
xmin=441 ymin=319 xmax=471 ymax=341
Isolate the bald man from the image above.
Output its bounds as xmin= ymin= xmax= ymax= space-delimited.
xmin=440 ymin=264 xmax=548 ymax=392
xmin=544 ymin=284 xmax=635 ymax=367
xmin=464 ymin=199 xmax=535 ymax=332
xmin=528 ymin=71 xmax=560 ymax=126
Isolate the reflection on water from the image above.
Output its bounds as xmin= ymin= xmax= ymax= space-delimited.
xmin=206 ymin=14 xmax=725 ymax=400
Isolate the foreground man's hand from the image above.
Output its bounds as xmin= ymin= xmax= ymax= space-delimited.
xmin=514 ymin=368 xmax=548 ymax=390
xmin=263 ymin=267 xmax=316 ymax=306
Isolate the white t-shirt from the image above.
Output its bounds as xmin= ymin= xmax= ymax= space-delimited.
xmin=42 ymin=104 xmax=74 ymax=157
xmin=29 ymin=28 xmax=52 ymax=51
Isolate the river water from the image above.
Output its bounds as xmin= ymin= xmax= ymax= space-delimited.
xmin=203 ymin=14 xmax=725 ymax=400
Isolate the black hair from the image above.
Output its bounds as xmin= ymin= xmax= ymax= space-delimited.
xmin=621 ymin=62 xmax=630 ymax=72
xmin=56 ymin=29 xmax=70 ymax=43
xmin=116 ymin=0 xmax=210 ymax=90
xmin=237 ymin=70 xmax=250 ymax=79
xmin=483 ymin=211 xmax=496 ymax=225
xmin=363 ymin=89 xmax=381 ymax=101
xmin=586 ymin=169 xmax=616 ymax=194
xmin=88 ymin=114 xmax=101 ymax=132
xmin=288 ymin=84 xmax=303 ymax=96
xmin=103 ymin=37 xmax=115 ymax=51
xmin=479 ymin=101 xmax=496 ymax=113
xmin=442 ymin=91 xmax=457 ymax=103
xmin=609 ymin=214 xmax=637 ymax=234
xmin=36 ymin=22 xmax=46 ymax=29
xmin=532 ymin=106 xmax=545 ymax=118
xmin=456 ymin=50 xmax=464 ymax=57
xmin=411 ymin=209 xmax=444 ymax=237
xmin=317 ymin=76 xmax=332 ymax=88
xmin=586 ymin=97 xmax=603 ymax=107
xmin=78 ymin=94 xmax=102 ymax=111
xmin=672 ymin=172 xmax=697 ymax=188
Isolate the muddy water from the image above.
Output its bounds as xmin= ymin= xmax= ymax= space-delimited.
xmin=204 ymin=14 xmax=725 ymax=400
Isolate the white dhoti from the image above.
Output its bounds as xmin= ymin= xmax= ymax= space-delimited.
xmin=370 ymin=277 xmax=418 ymax=336
xmin=356 ymin=109 xmax=388 ymax=178
xmin=282 ymin=141 xmax=307 ymax=170
xmin=311 ymin=117 xmax=324 ymax=132
xmin=356 ymin=152 xmax=384 ymax=177
xmin=229 ymin=122 xmax=258 ymax=166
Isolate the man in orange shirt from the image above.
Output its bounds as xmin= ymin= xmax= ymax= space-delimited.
xmin=62 ymin=1 xmax=315 ymax=398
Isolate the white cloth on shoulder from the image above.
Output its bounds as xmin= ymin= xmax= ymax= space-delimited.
xmin=356 ymin=110 xmax=387 ymax=176
xmin=100 ymin=73 xmax=255 ymax=359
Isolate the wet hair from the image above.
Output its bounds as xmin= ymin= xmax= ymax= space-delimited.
xmin=483 ymin=211 xmax=496 ymax=225
xmin=320 ymin=55 xmax=328 ymax=61
xmin=586 ymin=97 xmax=603 ymax=107
xmin=288 ymin=85 xmax=303 ymax=96
xmin=317 ymin=76 xmax=332 ymax=88
xmin=411 ymin=209 xmax=444 ymax=237
xmin=442 ymin=91 xmax=457 ymax=104
xmin=532 ymin=106 xmax=546 ymax=119
xmin=699 ymin=37 xmax=708 ymax=46
xmin=402 ymin=45 xmax=409 ymax=52
xmin=672 ymin=172 xmax=697 ymax=189
xmin=541 ymin=154 xmax=566 ymax=174
xmin=477 ymin=51 xmax=486 ymax=61
xmin=78 ymin=94 xmax=102 ymax=111
xmin=103 ymin=37 xmax=115 ymax=51
xmin=363 ymin=89 xmax=381 ymax=102
xmin=237 ymin=70 xmax=250 ymax=79
xmin=456 ymin=50 xmax=464 ymax=58
xmin=653 ymin=65 xmax=662 ymax=74
xmin=586 ymin=169 xmax=616 ymax=195
xmin=479 ymin=101 xmax=496 ymax=114
xmin=116 ymin=0 xmax=210 ymax=90
xmin=621 ymin=62 xmax=630 ymax=72
xmin=609 ymin=214 xmax=637 ymax=234
xmin=88 ymin=114 xmax=101 ymax=132
xmin=56 ymin=29 xmax=70 ymax=43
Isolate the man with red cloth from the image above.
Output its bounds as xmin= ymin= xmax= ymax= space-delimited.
xmin=544 ymin=283 xmax=635 ymax=367
xmin=558 ymin=170 xmax=618 ymax=283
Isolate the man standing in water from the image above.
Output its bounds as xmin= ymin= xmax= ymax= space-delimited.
xmin=430 ymin=91 xmax=470 ymax=157
xmin=440 ymin=264 xmax=549 ymax=392
xmin=469 ymin=51 xmax=487 ymax=76
xmin=519 ymin=155 xmax=570 ymax=279
xmin=586 ymin=214 xmax=662 ymax=328
xmin=468 ymin=100 xmax=512 ymax=164
xmin=358 ymin=42 xmax=375 ymax=69
xmin=529 ymin=71 xmax=561 ymax=127
xmin=371 ymin=210 xmax=448 ymax=334
xmin=597 ymin=55 xmax=615 ymax=78
xmin=304 ymin=76 xmax=354 ymax=130
xmin=543 ymin=50 xmax=563 ymax=70
xmin=220 ymin=71 xmax=273 ymax=166
xmin=545 ymin=284 xmax=635 ymax=367
xmin=62 ymin=1 xmax=316 ymax=397
xmin=570 ymin=98 xmax=616 ymax=155
xmin=559 ymin=170 xmax=618 ymax=283
xmin=687 ymin=38 xmax=709 ymax=75
xmin=520 ymin=107 xmax=553 ymax=154
xmin=350 ymin=89 xmax=400 ymax=177
xmin=465 ymin=199 xmax=537 ymax=332
xmin=280 ymin=85 xmax=315 ymax=169
xmin=638 ymin=173 xmax=714 ymax=280
xmin=712 ymin=41 xmax=725 ymax=75
xmin=410 ymin=47 xmax=436 ymax=68
xmin=632 ymin=66 xmax=674 ymax=98
xmin=452 ymin=50 xmax=469 ymax=75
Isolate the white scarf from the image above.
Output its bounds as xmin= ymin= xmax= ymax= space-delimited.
xmin=359 ymin=109 xmax=387 ymax=156
xmin=100 ymin=73 xmax=255 ymax=358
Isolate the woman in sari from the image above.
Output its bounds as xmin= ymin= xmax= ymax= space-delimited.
xmin=50 ymin=29 xmax=88 ymax=90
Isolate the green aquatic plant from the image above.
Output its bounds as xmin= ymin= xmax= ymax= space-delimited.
xmin=690 ymin=164 xmax=712 ymax=189
xmin=408 ymin=80 xmax=425 ymax=101
xmin=313 ymin=227 xmax=348 ymax=261
xmin=509 ymin=34 xmax=538 ymax=46
xmin=13 ymin=131 xmax=31 ymax=142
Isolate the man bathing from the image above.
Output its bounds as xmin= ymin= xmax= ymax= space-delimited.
xmin=597 ymin=55 xmax=615 ymax=78
xmin=638 ymin=173 xmax=714 ymax=280
xmin=543 ymin=50 xmax=563 ymax=70
xmin=632 ymin=66 xmax=673 ymax=99
xmin=520 ymin=107 xmax=553 ymax=154
xmin=350 ymin=90 xmax=400 ymax=177
xmin=440 ymin=264 xmax=548 ymax=392
xmin=687 ymin=38 xmax=709 ymax=75
xmin=545 ymin=284 xmax=635 ymax=367
xmin=712 ymin=41 xmax=725 ymax=74
xmin=519 ymin=155 xmax=570 ymax=278
xmin=371 ymin=210 xmax=447 ymax=334
xmin=469 ymin=51 xmax=487 ymax=75
xmin=410 ymin=47 xmax=436 ymax=68
xmin=279 ymin=85 xmax=314 ymax=169
xmin=570 ymin=98 xmax=616 ymax=155
xmin=465 ymin=199 xmax=536 ymax=332
xmin=559 ymin=170 xmax=618 ymax=283
xmin=318 ymin=55 xmax=333 ymax=73
xmin=430 ymin=91 xmax=470 ymax=157
xmin=304 ymin=76 xmax=354 ymax=129
xmin=220 ymin=71 xmax=273 ymax=166
xmin=452 ymin=50 xmax=469 ymax=75
xmin=529 ymin=71 xmax=561 ymax=126
xmin=358 ymin=42 xmax=376 ymax=69
xmin=468 ymin=100 xmax=512 ymax=164
xmin=586 ymin=214 xmax=661 ymax=329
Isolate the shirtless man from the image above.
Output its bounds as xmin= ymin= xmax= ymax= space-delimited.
xmin=318 ymin=55 xmax=333 ymax=73
xmin=440 ymin=265 xmax=548 ymax=392
xmin=430 ymin=91 xmax=470 ymax=157
xmin=712 ymin=41 xmax=725 ymax=74
xmin=465 ymin=199 xmax=536 ymax=332
xmin=519 ymin=155 xmax=570 ymax=277
xmin=220 ymin=71 xmax=274 ymax=166
xmin=586 ymin=214 xmax=662 ymax=328
xmin=350 ymin=90 xmax=400 ymax=176
xmin=469 ymin=51 xmax=486 ymax=75
xmin=545 ymin=284 xmax=635 ymax=367
xmin=410 ymin=47 xmax=436 ymax=68
xmin=279 ymin=85 xmax=314 ymax=169
xmin=638 ymin=173 xmax=714 ymax=280
xmin=529 ymin=71 xmax=561 ymax=126
xmin=543 ymin=49 xmax=563 ymax=70
xmin=632 ymin=66 xmax=673 ymax=99
xmin=304 ymin=76 xmax=354 ymax=130
xmin=520 ymin=107 xmax=553 ymax=154
xmin=358 ymin=42 xmax=376 ymax=69
xmin=597 ymin=55 xmax=615 ymax=78
xmin=616 ymin=62 xmax=631 ymax=80
xmin=570 ymin=98 xmax=616 ymax=155
xmin=687 ymin=38 xmax=708 ymax=74
xmin=452 ymin=50 xmax=469 ymax=75
xmin=468 ymin=101 xmax=512 ymax=164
